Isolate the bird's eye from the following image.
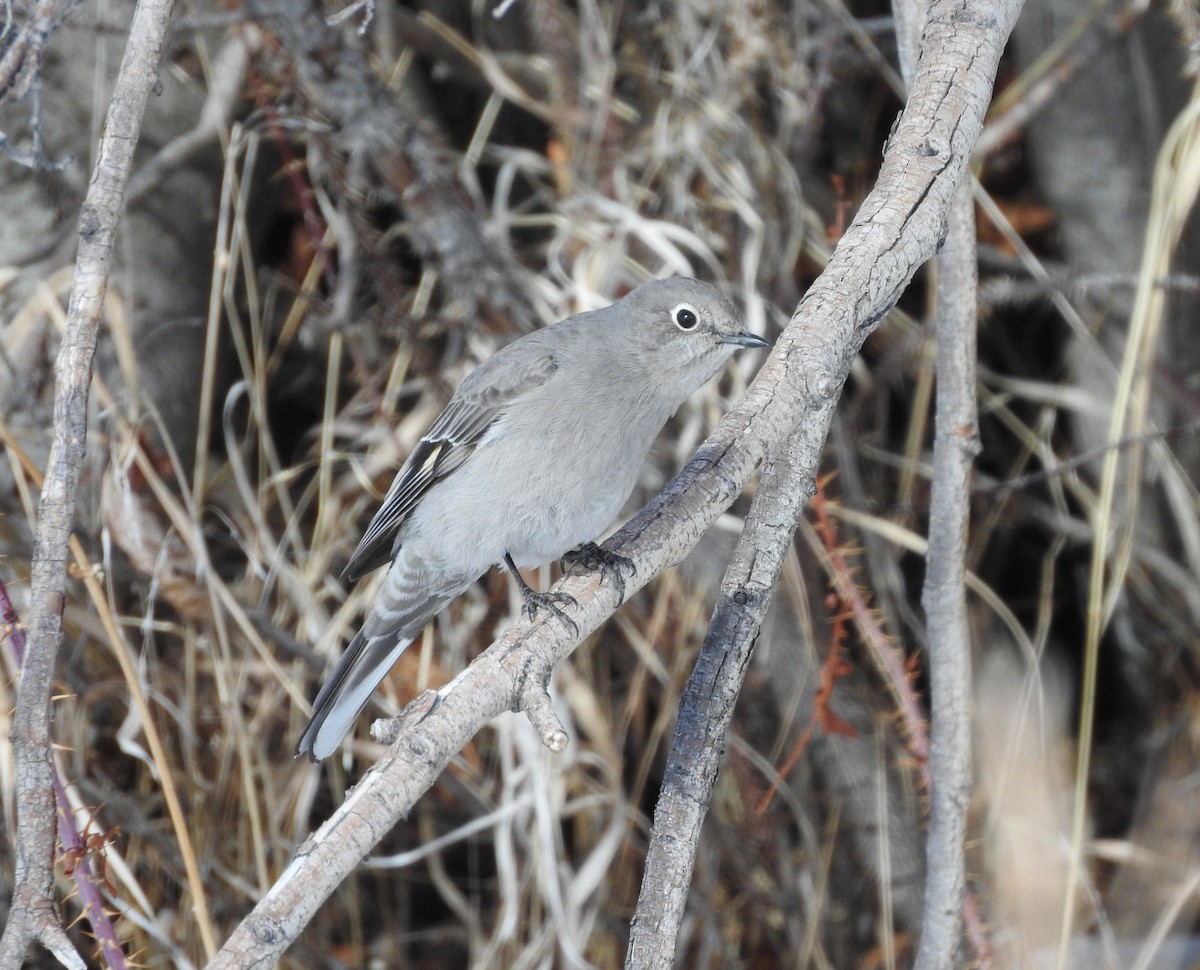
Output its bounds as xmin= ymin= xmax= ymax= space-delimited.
xmin=674 ymin=305 xmax=698 ymax=330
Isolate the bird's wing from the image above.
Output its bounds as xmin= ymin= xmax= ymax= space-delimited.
xmin=342 ymin=344 xmax=559 ymax=581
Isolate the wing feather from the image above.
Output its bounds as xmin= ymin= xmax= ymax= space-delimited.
xmin=342 ymin=346 xmax=559 ymax=581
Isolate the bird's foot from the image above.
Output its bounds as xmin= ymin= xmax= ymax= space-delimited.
xmin=518 ymin=587 xmax=579 ymax=630
xmin=561 ymin=542 xmax=636 ymax=602
xmin=505 ymin=552 xmax=579 ymax=632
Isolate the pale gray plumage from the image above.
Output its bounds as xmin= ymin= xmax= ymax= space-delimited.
xmin=296 ymin=278 xmax=766 ymax=761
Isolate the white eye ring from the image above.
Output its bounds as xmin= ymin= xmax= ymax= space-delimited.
xmin=672 ymin=303 xmax=699 ymax=330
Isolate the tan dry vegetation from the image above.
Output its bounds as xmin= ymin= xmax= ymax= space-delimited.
xmin=2 ymin=0 xmax=1200 ymax=968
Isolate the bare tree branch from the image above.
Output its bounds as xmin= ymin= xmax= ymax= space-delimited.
xmin=202 ymin=0 xmax=1022 ymax=964
xmin=0 ymin=0 xmax=178 ymax=964
xmin=894 ymin=0 xmax=987 ymax=963
xmin=912 ymin=176 xmax=983 ymax=970
xmin=625 ymin=419 xmax=824 ymax=970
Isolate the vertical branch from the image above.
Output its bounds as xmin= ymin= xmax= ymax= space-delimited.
xmin=912 ymin=178 xmax=981 ymax=970
xmin=892 ymin=1 xmax=986 ymax=965
xmin=0 ymin=0 xmax=178 ymax=965
xmin=624 ymin=412 xmax=829 ymax=970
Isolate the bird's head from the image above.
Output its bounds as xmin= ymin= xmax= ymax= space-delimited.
xmin=615 ymin=278 xmax=768 ymax=400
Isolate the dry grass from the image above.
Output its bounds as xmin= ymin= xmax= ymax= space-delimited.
xmin=2 ymin=1 xmax=1200 ymax=968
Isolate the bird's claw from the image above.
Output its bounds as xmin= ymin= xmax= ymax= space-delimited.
xmin=519 ymin=587 xmax=579 ymax=634
xmin=561 ymin=542 xmax=636 ymax=601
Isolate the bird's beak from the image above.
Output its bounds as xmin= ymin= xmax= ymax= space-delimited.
xmin=721 ymin=331 xmax=769 ymax=349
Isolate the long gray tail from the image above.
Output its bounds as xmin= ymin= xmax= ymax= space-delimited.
xmin=296 ymin=555 xmax=470 ymax=761
xmin=295 ymin=626 xmax=418 ymax=761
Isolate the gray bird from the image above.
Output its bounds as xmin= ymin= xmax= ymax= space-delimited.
xmin=296 ymin=277 xmax=767 ymax=761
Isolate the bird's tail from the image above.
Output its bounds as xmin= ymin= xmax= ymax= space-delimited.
xmin=294 ymin=626 xmax=417 ymax=762
xmin=296 ymin=555 xmax=473 ymax=762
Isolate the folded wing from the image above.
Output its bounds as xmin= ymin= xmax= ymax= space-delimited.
xmin=341 ymin=346 xmax=560 ymax=581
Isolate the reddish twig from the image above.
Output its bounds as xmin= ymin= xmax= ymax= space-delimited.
xmin=1 ymin=578 xmax=128 ymax=969
xmin=814 ymin=479 xmax=932 ymax=772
